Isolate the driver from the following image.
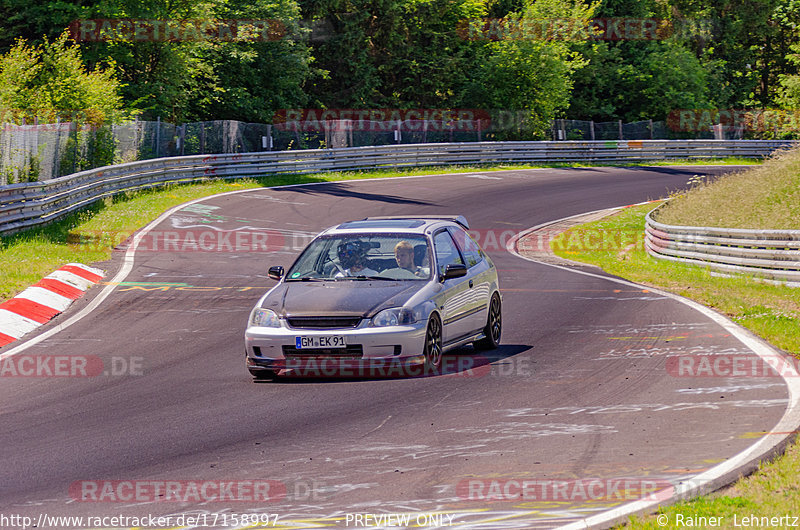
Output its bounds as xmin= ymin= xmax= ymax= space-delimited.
xmin=393 ymin=241 xmax=425 ymax=277
xmin=335 ymin=240 xmax=378 ymax=277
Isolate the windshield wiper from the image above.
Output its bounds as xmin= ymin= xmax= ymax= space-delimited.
xmin=286 ymin=276 xmax=329 ymax=282
xmin=346 ymin=275 xmax=399 ymax=281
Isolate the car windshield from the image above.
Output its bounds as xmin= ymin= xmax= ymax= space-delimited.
xmin=286 ymin=233 xmax=432 ymax=281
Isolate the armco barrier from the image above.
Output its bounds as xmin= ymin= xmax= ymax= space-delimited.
xmin=645 ymin=205 xmax=800 ymax=283
xmin=1 ymin=139 xmax=797 ymax=236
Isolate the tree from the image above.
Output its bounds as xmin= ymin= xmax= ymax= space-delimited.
xmin=569 ymin=40 xmax=711 ymax=122
xmin=301 ymin=0 xmax=489 ymax=109
xmin=779 ymin=43 xmax=800 ymax=107
xmin=464 ymin=0 xmax=597 ymax=138
xmin=0 ymin=32 xmax=123 ymax=125
xmin=185 ymin=0 xmax=312 ymax=122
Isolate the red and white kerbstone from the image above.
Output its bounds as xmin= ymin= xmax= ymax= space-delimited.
xmin=0 ymin=263 xmax=104 ymax=347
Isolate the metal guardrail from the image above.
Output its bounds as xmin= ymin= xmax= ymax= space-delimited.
xmin=645 ymin=204 xmax=800 ymax=283
xmin=1 ymin=139 xmax=797 ymax=236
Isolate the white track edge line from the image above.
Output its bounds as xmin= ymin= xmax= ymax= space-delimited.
xmin=505 ymin=204 xmax=800 ymax=529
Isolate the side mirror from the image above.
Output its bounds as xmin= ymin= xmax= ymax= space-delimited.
xmin=442 ymin=263 xmax=467 ymax=281
xmin=268 ymin=266 xmax=284 ymax=280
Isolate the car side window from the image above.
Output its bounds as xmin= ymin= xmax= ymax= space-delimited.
xmin=433 ymin=230 xmax=464 ymax=277
xmin=449 ymin=227 xmax=484 ymax=268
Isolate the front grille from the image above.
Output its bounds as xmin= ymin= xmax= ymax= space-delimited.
xmin=282 ymin=345 xmax=364 ymax=358
xmin=286 ymin=316 xmax=361 ymax=329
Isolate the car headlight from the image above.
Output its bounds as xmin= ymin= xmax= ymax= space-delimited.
xmin=249 ymin=307 xmax=281 ymax=328
xmin=372 ymin=307 xmax=416 ymax=327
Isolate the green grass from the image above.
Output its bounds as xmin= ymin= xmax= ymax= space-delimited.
xmin=551 ymin=202 xmax=800 ymax=528
xmin=656 ymin=147 xmax=800 ymax=229
xmin=552 ymin=202 xmax=800 ymax=351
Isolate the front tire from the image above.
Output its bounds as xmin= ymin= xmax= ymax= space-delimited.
xmin=423 ymin=314 xmax=443 ymax=370
xmin=474 ymin=293 xmax=502 ymax=351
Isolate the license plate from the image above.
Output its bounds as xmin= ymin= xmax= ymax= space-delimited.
xmin=295 ymin=336 xmax=347 ymax=349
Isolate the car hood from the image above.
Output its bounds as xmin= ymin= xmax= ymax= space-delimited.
xmin=261 ymin=281 xmax=424 ymax=318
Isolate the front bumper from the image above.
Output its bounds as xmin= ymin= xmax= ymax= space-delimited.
xmin=245 ymin=320 xmax=428 ymax=377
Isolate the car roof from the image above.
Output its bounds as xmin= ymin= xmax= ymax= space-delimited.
xmin=324 ymin=215 xmax=469 ymax=235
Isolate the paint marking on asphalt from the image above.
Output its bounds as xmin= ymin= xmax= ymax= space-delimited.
xmin=464 ymin=174 xmax=503 ymax=180
xmin=506 ymin=207 xmax=800 ymax=530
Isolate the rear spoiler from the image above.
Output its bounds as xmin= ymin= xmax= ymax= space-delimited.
xmin=363 ymin=215 xmax=470 ymax=229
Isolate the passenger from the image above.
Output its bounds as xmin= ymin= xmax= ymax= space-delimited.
xmin=335 ymin=241 xmax=379 ymax=277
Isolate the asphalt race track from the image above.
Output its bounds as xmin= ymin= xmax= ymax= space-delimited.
xmin=0 ymin=166 xmax=794 ymax=529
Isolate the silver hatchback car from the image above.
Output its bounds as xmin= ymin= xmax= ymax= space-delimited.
xmin=244 ymin=215 xmax=501 ymax=379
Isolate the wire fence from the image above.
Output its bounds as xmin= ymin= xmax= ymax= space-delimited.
xmin=0 ymin=115 xmax=764 ymax=185
xmin=551 ymin=119 xmax=724 ymax=140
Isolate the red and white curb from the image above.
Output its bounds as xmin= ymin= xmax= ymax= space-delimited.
xmin=0 ymin=263 xmax=104 ymax=347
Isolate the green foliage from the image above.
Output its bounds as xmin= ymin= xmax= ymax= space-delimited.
xmin=779 ymin=42 xmax=800 ymax=109
xmin=0 ymin=0 xmax=798 ymax=134
xmin=303 ymin=0 xmax=488 ymax=109
xmin=77 ymin=0 xmax=312 ymax=123
xmin=670 ymin=0 xmax=797 ymax=109
xmin=187 ymin=0 xmax=312 ymax=122
xmin=464 ymin=0 xmax=597 ymax=138
xmin=0 ymin=32 xmax=124 ymax=125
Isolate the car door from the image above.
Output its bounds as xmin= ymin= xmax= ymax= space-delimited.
xmin=449 ymin=226 xmax=492 ymax=335
xmin=432 ymin=229 xmax=473 ymax=344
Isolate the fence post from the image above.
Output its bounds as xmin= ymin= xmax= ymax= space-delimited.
xmin=179 ymin=124 xmax=186 ymax=156
xmin=53 ymin=118 xmax=61 ymax=179
xmin=155 ymin=116 xmax=161 ymax=158
xmin=649 ymin=119 xmax=654 ymax=140
xmin=264 ymin=125 xmax=273 ymax=151
xmin=33 ymin=116 xmax=40 ymax=181
xmin=200 ymin=121 xmax=206 ymax=154
xmin=72 ymin=121 xmax=78 ymax=174
xmin=590 ymin=120 xmax=595 ymax=141
xmin=618 ymin=120 xmax=623 ymax=140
